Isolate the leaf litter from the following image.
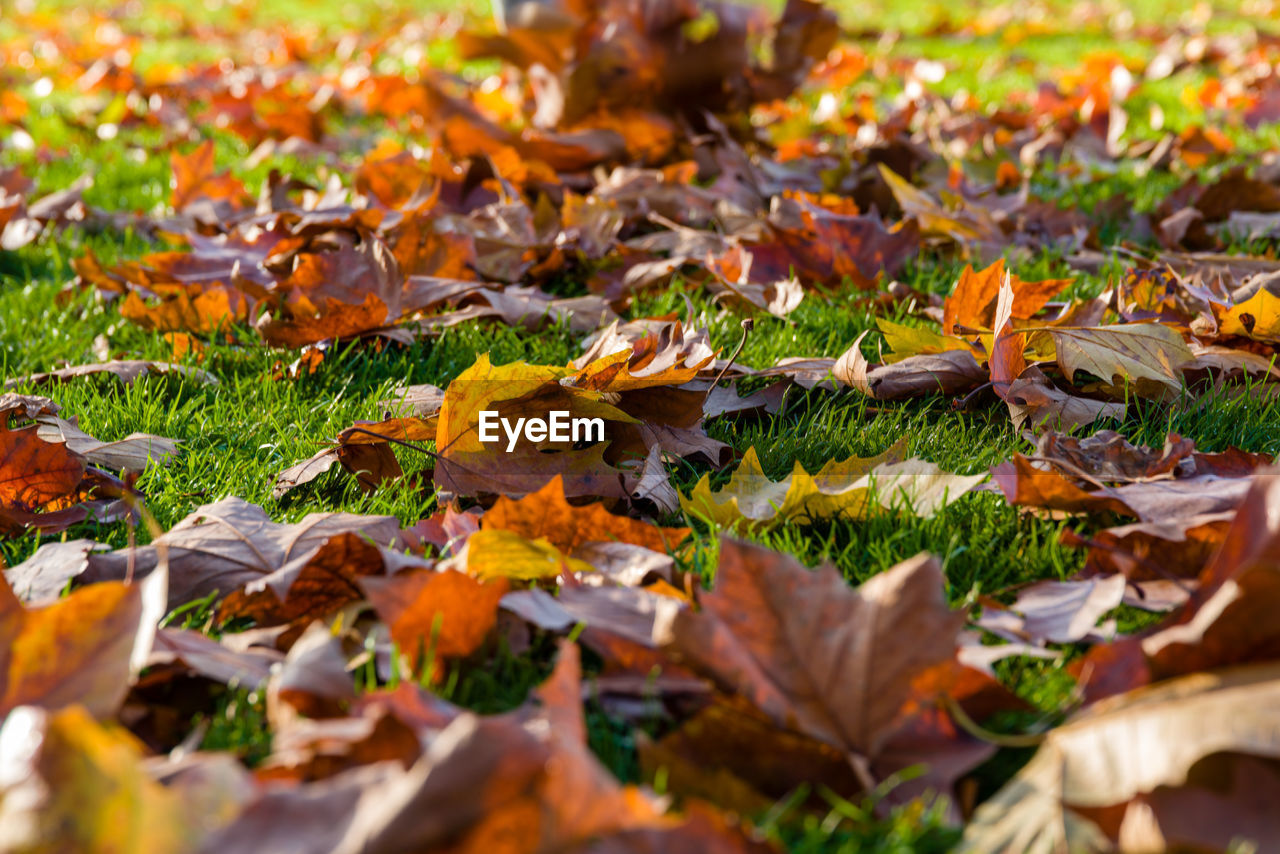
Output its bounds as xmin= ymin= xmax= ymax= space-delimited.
xmin=4 ymin=0 xmax=1280 ymax=850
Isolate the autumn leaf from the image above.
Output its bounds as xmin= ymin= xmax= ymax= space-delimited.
xmin=1046 ymin=322 xmax=1194 ymax=393
xmin=462 ymin=528 xmax=595 ymax=581
xmin=1216 ymin=287 xmax=1280 ymax=342
xmin=481 ymin=475 xmax=689 ymax=553
xmin=962 ymin=663 xmax=1280 ymax=853
xmin=0 ymin=399 xmax=85 ymax=527
xmin=170 ymin=139 xmax=252 ymax=216
xmin=360 ymin=569 xmax=509 ymax=674
xmin=0 ymin=561 xmax=166 ymax=719
xmin=681 ymin=443 xmax=983 ymax=529
xmin=834 ymin=331 xmax=987 ymax=400
xmin=878 ymin=164 xmax=1003 ymax=248
xmin=217 ymin=531 xmax=415 ymax=627
xmin=3 ymin=359 xmax=217 ymax=390
xmin=661 ymin=538 xmax=984 ymax=793
xmin=433 ymin=352 xmax=636 ymax=500
xmin=0 ymin=705 xmax=195 ymax=852
xmin=976 ymin=575 xmax=1126 ymax=645
xmin=942 ymin=259 xmax=1072 ymax=336
xmin=79 ymin=496 xmax=402 ymax=609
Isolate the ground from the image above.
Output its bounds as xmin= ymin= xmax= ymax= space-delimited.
xmin=2 ymin=0 xmax=1279 ymax=850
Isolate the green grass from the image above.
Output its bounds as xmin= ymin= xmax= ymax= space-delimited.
xmin=4 ymin=0 xmax=1280 ymax=849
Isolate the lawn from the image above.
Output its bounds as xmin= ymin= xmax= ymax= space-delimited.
xmin=3 ymin=0 xmax=1280 ymax=851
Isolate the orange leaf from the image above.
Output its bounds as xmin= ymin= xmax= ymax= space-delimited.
xmin=942 ymin=259 xmax=1071 ymax=335
xmin=482 ymin=475 xmax=688 ymax=553
xmin=360 ymin=569 xmax=508 ymax=672
xmin=0 ymin=566 xmax=164 ymax=719
xmin=0 ymin=414 xmax=84 ymax=513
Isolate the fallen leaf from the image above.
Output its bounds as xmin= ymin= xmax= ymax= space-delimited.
xmin=463 ymin=528 xmax=595 ymax=581
xmin=481 ymin=475 xmax=689 ymax=554
xmin=662 ymin=539 xmax=980 ymax=793
xmin=80 ymin=496 xmax=402 ymax=609
xmin=3 ymin=359 xmax=217 ymax=390
xmin=834 ymin=333 xmax=987 ymax=400
xmin=0 ymin=560 xmax=166 ymax=719
xmin=359 ymin=569 xmax=508 ymax=674
xmin=1047 ymin=323 xmax=1194 ymax=393
xmin=977 ymin=575 xmax=1126 ymax=645
xmin=962 ymin=663 xmax=1280 ymax=853
xmin=942 ymin=259 xmax=1071 ymax=335
xmin=681 ymin=443 xmax=982 ymax=529
xmin=0 ymin=705 xmax=194 ymax=852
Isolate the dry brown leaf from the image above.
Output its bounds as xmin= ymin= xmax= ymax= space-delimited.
xmin=80 ymin=496 xmax=401 ymax=609
xmin=834 ymin=332 xmax=987 ymax=400
xmin=962 ymin=663 xmax=1280 ymax=853
xmin=661 ymin=538 xmax=969 ymax=783
xmin=1047 ymin=323 xmax=1194 ymax=394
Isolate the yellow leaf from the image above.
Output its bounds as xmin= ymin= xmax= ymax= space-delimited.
xmin=1218 ymin=289 xmax=1280 ymax=343
xmin=680 ymin=443 xmax=984 ymax=529
xmin=877 ymin=165 xmax=1003 ymax=246
xmin=0 ymin=705 xmax=190 ymax=853
xmin=876 ymin=319 xmax=975 ymax=363
xmin=465 ymin=529 xmax=595 ymax=581
xmin=436 ymin=353 xmax=635 ymax=457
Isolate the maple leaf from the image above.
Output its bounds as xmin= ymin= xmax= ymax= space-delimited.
xmin=989 ymin=277 xmax=1029 ymax=397
xmin=976 ymin=575 xmax=1127 ymax=645
xmin=1003 ymin=368 xmax=1127 ymax=433
xmin=661 ymin=538 xmax=992 ymax=797
xmin=1064 ymin=512 xmax=1232 ymax=597
xmin=962 ymin=664 xmax=1280 ymax=853
xmin=1215 ymin=286 xmax=1280 ymax=343
xmin=433 ymin=375 xmax=627 ymax=499
xmin=681 ymin=443 xmax=983 ymax=529
xmin=1046 ymin=322 xmax=1194 ymax=394
xmin=991 ymin=429 xmax=1268 ymax=524
xmin=359 ymin=569 xmax=508 ymax=675
xmin=3 ymin=539 xmax=107 ymax=604
xmin=764 ymin=195 xmax=921 ymax=291
xmin=204 ymin=642 xmax=762 ymax=854
xmin=170 ymin=139 xmax=252 ymax=219
xmin=701 ymin=244 xmax=805 ymax=317
xmin=0 ymin=397 xmax=85 ymax=526
xmin=0 ymin=562 xmax=166 ymax=719
xmin=216 ymin=531 xmax=424 ymax=627
xmin=877 ymin=164 xmax=1004 ymax=249
xmin=1072 ymin=473 xmax=1280 ymax=701
xmin=0 ymin=705 xmax=196 ymax=852
xmin=942 ymin=259 xmax=1072 ymax=336
xmin=79 ymin=496 xmax=402 ymax=609
xmin=461 ymin=528 xmax=595 ymax=581
xmin=481 ymin=474 xmax=689 ymax=554
xmin=834 ymin=331 xmax=987 ymax=400
xmin=147 ymin=627 xmax=282 ymax=690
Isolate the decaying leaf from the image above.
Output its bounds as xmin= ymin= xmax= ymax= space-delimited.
xmin=481 ymin=474 xmax=689 ymax=553
xmin=360 ymin=569 xmax=508 ymax=674
xmin=0 ymin=705 xmax=197 ymax=853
